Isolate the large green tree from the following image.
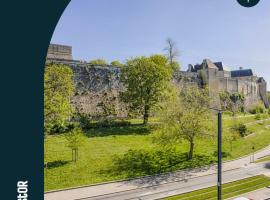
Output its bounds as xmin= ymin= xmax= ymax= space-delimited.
xmin=121 ymin=55 xmax=173 ymax=124
xmin=44 ymin=64 xmax=75 ymax=133
xmin=154 ymin=86 xmax=212 ymax=159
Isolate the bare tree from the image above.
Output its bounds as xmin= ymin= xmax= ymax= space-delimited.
xmin=164 ymin=38 xmax=180 ymax=71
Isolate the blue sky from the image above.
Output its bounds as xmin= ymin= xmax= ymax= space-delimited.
xmin=51 ymin=0 xmax=270 ymax=90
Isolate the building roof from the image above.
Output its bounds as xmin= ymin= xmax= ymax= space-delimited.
xmin=204 ymin=59 xmax=218 ymax=69
xmin=231 ymin=69 xmax=253 ymax=77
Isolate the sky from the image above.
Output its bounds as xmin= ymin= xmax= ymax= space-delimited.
xmin=51 ymin=0 xmax=270 ymax=90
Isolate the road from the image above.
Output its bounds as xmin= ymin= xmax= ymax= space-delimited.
xmin=44 ymin=145 xmax=270 ymax=200
xmin=78 ymin=163 xmax=270 ymax=200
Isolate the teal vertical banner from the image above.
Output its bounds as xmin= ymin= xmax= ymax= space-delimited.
xmin=0 ymin=0 xmax=70 ymax=199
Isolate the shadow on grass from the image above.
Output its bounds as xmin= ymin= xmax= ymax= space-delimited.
xmin=44 ymin=160 xmax=70 ymax=169
xmin=85 ymin=124 xmax=154 ymax=137
xmin=100 ymin=148 xmax=215 ymax=186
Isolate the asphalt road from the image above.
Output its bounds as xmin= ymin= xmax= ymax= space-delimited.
xmin=81 ymin=163 xmax=270 ymax=200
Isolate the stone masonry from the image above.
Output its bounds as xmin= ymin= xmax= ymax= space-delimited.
xmin=46 ymin=44 xmax=269 ymax=116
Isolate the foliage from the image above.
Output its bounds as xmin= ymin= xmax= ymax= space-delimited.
xmin=65 ymin=128 xmax=87 ymax=150
xmin=120 ymin=54 xmax=173 ymax=124
xmin=255 ymin=113 xmax=269 ymax=120
xmin=212 ymin=151 xmax=231 ymax=158
xmin=89 ymin=59 xmax=108 ymax=65
xmin=113 ymin=147 xmax=215 ymax=177
xmin=198 ymin=70 xmax=208 ymax=87
xmin=110 ymin=60 xmax=124 ymax=67
xmin=44 ymin=64 xmax=75 ymax=134
xmin=219 ymin=92 xmax=245 ymax=114
xmin=164 ymin=38 xmax=180 ymax=71
xmin=97 ymin=93 xmax=117 ymax=119
xmin=231 ymin=122 xmax=248 ymax=137
xmin=154 ymin=86 xmax=212 ymax=159
xmin=65 ymin=127 xmax=87 ymax=162
xmin=249 ymin=102 xmax=265 ymax=114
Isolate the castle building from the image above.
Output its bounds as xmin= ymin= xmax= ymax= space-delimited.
xmin=187 ymin=59 xmax=269 ymax=108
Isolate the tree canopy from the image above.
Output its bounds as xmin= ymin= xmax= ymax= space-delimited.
xmin=120 ymin=54 xmax=173 ymax=124
xmin=44 ymin=64 xmax=75 ymax=133
xmin=154 ymin=86 xmax=212 ymax=159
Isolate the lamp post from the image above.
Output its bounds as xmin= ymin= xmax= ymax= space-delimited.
xmin=210 ymin=108 xmax=222 ymax=200
xmin=217 ymin=110 xmax=222 ymax=200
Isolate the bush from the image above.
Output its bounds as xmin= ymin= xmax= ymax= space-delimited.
xmin=49 ymin=122 xmax=78 ymax=134
xmin=255 ymin=113 xmax=269 ymax=120
xmin=213 ymin=151 xmax=231 ymax=158
xmin=249 ymin=103 xmax=265 ymax=114
xmin=95 ymin=119 xmax=131 ymax=128
xmin=113 ymin=147 xmax=215 ymax=177
xmin=78 ymin=113 xmax=131 ymax=129
xmin=232 ymin=123 xmax=248 ymax=137
xmin=89 ymin=59 xmax=108 ymax=65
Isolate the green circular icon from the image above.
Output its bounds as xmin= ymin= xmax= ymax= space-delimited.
xmin=237 ymin=0 xmax=260 ymax=7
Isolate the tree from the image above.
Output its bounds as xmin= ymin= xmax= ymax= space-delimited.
xmin=225 ymin=117 xmax=240 ymax=151
xmin=65 ymin=127 xmax=87 ymax=162
xmin=120 ymin=55 xmax=173 ymax=125
xmin=89 ymin=59 xmax=108 ymax=65
xmin=111 ymin=60 xmax=124 ymax=67
xmin=44 ymin=64 xmax=75 ymax=134
xmin=154 ymin=86 xmax=211 ymax=159
xmin=164 ymin=38 xmax=180 ymax=71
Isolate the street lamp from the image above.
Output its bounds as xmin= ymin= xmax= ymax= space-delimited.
xmin=217 ymin=110 xmax=222 ymax=200
xmin=210 ymin=108 xmax=222 ymax=200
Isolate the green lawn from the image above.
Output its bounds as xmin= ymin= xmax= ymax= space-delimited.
xmin=165 ymin=175 xmax=270 ymax=200
xmin=45 ymin=115 xmax=270 ymax=191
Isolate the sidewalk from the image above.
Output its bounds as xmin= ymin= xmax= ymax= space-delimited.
xmin=44 ymin=145 xmax=270 ymax=200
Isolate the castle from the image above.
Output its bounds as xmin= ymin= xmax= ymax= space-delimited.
xmin=46 ymin=44 xmax=269 ymax=115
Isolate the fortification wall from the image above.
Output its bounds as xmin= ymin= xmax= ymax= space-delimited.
xmin=46 ymin=58 xmax=268 ymax=115
xmin=47 ymin=44 xmax=73 ymax=60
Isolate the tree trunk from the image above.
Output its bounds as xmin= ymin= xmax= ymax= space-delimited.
xmin=143 ymin=105 xmax=149 ymax=125
xmin=188 ymin=141 xmax=194 ymax=160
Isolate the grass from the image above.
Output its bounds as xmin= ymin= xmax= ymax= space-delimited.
xmin=254 ymin=156 xmax=270 ymax=163
xmin=44 ymin=115 xmax=270 ymax=191
xmin=165 ymin=175 xmax=270 ymax=200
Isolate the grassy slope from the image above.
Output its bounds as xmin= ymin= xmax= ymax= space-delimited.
xmin=45 ymin=116 xmax=270 ymax=191
xmin=165 ymin=175 xmax=270 ymax=200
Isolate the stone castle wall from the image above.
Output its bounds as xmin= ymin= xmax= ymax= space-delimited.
xmin=46 ymin=44 xmax=269 ymax=115
xmin=47 ymin=44 xmax=73 ymax=60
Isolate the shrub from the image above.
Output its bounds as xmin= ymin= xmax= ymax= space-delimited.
xmin=78 ymin=113 xmax=131 ymax=129
xmin=249 ymin=102 xmax=265 ymax=114
xmin=89 ymin=59 xmax=108 ymax=66
xmin=49 ymin=122 xmax=78 ymax=134
xmin=110 ymin=60 xmax=124 ymax=67
xmin=232 ymin=123 xmax=247 ymax=137
xmin=213 ymin=151 xmax=231 ymax=158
